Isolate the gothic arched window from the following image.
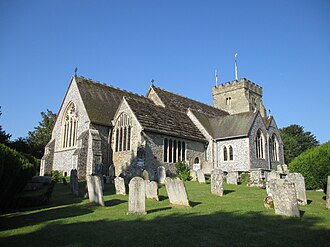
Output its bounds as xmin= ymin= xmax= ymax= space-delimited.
xmin=229 ymin=146 xmax=233 ymax=160
xmin=223 ymin=146 xmax=228 ymax=161
xmin=115 ymin=113 xmax=132 ymax=152
xmin=62 ymin=102 xmax=78 ymax=149
xmin=270 ymin=134 xmax=279 ymax=161
xmin=255 ymin=129 xmax=264 ymax=159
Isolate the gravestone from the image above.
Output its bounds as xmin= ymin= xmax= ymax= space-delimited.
xmin=109 ymin=164 xmax=115 ymax=180
xmin=114 ymin=177 xmax=126 ymax=195
xmin=326 ymin=176 xmax=330 ymax=209
xmin=157 ymin=166 xmax=166 ymax=184
xmin=226 ymin=172 xmax=238 ymax=185
xmin=142 ymin=170 xmax=150 ymax=180
xmin=211 ymin=168 xmax=224 ymax=196
xmin=95 ymin=164 xmax=104 ymax=191
xmin=277 ymin=164 xmax=288 ymax=174
xmin=286 ymin=173 xmax=307 ymax=205
xmin=249 ymin=170 xmax=264 ymax=188
xmin=196 ymin=169 xmax=206 ymax=183
xmin=86 ymin=175 xmax=104 ymax=206
xmin=164 ymin=177 xmax=190 ymax=207
xmin=268 ymin=179 xmax=300 ymax=217
xmin=70 ymin=169 xmax=79 ymax=196
xmin=190 ymin=170 xmax=197 ymax=181
xmin=128 ymin=177 xmax=146 ymax=214
xmin=146 ymin=181 xmax=159 ymax=201
xmin=266 ymin=171 xmax=281 ymax=195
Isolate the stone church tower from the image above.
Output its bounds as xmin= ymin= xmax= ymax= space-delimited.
xmin=212 ymin=78 xmax=267 ymax=117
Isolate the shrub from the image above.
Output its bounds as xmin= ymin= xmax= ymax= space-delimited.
xmin=289 ymin=141 xmax=330 ymax=189
xmin=50 ymin=170 xmax=64 ymax=183
xmin=240 ymin=172 xmax=249 ymax=185
xmin=175 ymin=161 xmax=191 ymax=181
xmin=0 ymin=144 xmax=35 ymax=210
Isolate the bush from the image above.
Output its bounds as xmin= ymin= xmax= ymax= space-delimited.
xmin=0 ymin=144 xmax=35 ymax=210
xmin=289 ymin=141 xmax=330 ymax=189
xmin=175 ymin=161 xmax=191 ymax=181
xmin=50 ymin=170 xmax=64 ymax=182
xmin=240 ymin=172 xmax=249 ymax=185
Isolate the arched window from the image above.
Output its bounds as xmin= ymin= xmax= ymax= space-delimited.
xmin=223 ymin=146 xmax=228 ymax=161
xmin=229 ymin=146 xmax=233 ymax=160
xmin=62 ymin=102 xmax=78 ymax=149
xmin=115 ymin=113 xmax=132 ymax=152
xmin=255 ymin=129 xmax=264 ymax=159
xmin=194 ymin=157 xmax=199 ymax=164
xmin=270 ymin=134 xmax=279 ymax=161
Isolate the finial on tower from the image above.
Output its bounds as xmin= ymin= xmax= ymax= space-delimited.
xmin=215 ymin=69 xmax=219 ymax=87
xmin=235 ymin=53 xmax=238 ymax=80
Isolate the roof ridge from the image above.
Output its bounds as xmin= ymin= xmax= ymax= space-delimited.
xmin=77 ymin=76 xmax=146 ymax=99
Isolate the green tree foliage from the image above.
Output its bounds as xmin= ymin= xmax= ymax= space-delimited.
xmin=175 ymin=161 xmax=192 ymax=181
xmin=0 ymin=106 xmax=11 ymax=145
xmin=0 ymin=143 xmax=35 ymax=210
xmin=280 ymin=124 xmax=319 ymax=164
xmin=289 ymin=141 xmax=330 ymax=190
xmin=28 ymin=109 xmax=57 ymax=158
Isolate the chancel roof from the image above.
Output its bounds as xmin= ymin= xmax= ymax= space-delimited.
xmin=191 ymin=110 xmax=258 ymax=140
xmin=125 ymin=97 xmax=206 ymax=142
xmin=75 ymin=76 xmax=151 ymax=126
xmin=150 ymin=86 xmax=228 ymax=117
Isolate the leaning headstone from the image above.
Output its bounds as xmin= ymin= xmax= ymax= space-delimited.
xmin=70 ymin=169 xmax=79 ymax=196
xmin=86 ymin=175 xmax=104 ymax=206
xmin=157 ymin=166 xmax=166 ymax=184
xmin=211 ymin=168 xmax=224 ymax=196
xmin=190 ymin=170 xmax=197 ymax=181
xmin=128 ymin=177 xmax=146 ymax=214
xmin=114 ymin=177 xmax=126 ymax=195
xmin=142 ymin=170 xmax=150 ymax=181
xmin=226 ymin=171 xmax=238 ymax=185
xmin=286 ymin=173 xmax=307 ymax=205
xmin=164 ymin=177 xmax=190 ymax=207
xmin=196 ymin=169 xmax=206 ymax=184
xmin=249 ymin=170 xmax=264 ymax=188
xmin=268 ymin=179 xmax=300 ymax=217
xmin=326 ymin=176 xmax=330 ymax=209
xmin=146 ymin=180 xmax=159 ymax=201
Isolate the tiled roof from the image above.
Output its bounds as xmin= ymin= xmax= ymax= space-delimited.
xmin=125 ymin=97 xmax=206 ymax=142
xmin=191 ymin=110 xmax=258 ymax=140
xmin=75 ymin=76 xmax=151 ymax=126
xmin=150 ymin=86 xmax=229 ymax=116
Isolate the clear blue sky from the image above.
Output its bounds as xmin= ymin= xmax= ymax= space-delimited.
xmin=1 ymin=0 xmax=329 ymax=143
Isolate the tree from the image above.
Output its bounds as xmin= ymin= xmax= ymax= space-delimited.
xmin=280 ymin=124 xmax=319 ymax=164
xmin=28 ymin=109 xmax=57 ymax=158
xmin=0 ymin=106 xmax=11 ymax=145
xmin=289 ymin=141 xmax=330 ymax=189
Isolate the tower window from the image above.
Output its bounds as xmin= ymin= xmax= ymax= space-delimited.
xmin=226 ymin=97 xmax=232 ymax=106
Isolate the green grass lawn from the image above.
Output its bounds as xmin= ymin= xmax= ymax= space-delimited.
xmin=0 ymin=181 xmax=329 ymax=247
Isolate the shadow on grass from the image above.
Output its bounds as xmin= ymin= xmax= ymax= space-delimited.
xmin=105 ymin=199 xmax=127 ymax=207
xmin=307 ymin=200 xmax=313 ymax=205
xmin=1 ymin=209 xmax=329 ymax=246
xmin=146 ymin=207 xmax=172 ymax=214
xmin=189 ymin=201 xmax=202 ymax=207
xmin=158 ymin=195 xmax=168 ymax=201
xmin=224 ymin=190 xmax=235 ymax=195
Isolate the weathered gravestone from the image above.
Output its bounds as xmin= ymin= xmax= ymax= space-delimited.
xmin=128 ymin=177 xmax=146 ymax=214
xmin=142 ymin=170 xmax=150 ymax=181
xmin=326 ymin=176 xmax=330 ymax=209
xmin=157 ymin=166 xmax=166 ymax=184
xmin=86 ymin=175 xmax=104 ymax=206
xmin=196 ymin=169 xmax=206 ymax=183
xmin=70 ymin=169 xmax=79 ymax=196
xmin=146 ymin=181 xmax=159 ymax=201
xmin=164 ymin=177 xmax=190 ymax=207
xmin=266 ymin=171 xmax=281 ymax=195
xmin=95 ymin=164 xmax=104 ymax=191
xmin=226 ymin=171 xmax=238 ymax=185
xmin=211 ymin=168 xmax=224 ymax=196
xmin=114 ymin=177 xmax=126 ymax=195
xmin=286 ymin=173 xmax=307 ymax=205
xmin=190 ymin=170 xmax=197 ymax=181
xmin=268 ymin=179 xmax=300 ymax=217
xmin=277 ymin=164 xmax=288 ymax=174
xmin=249 ymin=170 xmax=264 ymax=188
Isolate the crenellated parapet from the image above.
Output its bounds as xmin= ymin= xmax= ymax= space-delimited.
xmin=212 ymin=78 xmax=263 ymax=96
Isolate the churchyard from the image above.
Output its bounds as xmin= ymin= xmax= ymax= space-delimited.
xmin=0 ymin=174 xmax=329 ymax=247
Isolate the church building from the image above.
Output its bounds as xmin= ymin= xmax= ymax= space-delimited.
xmin=40 ymin=76 xmax=284 ymax=179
